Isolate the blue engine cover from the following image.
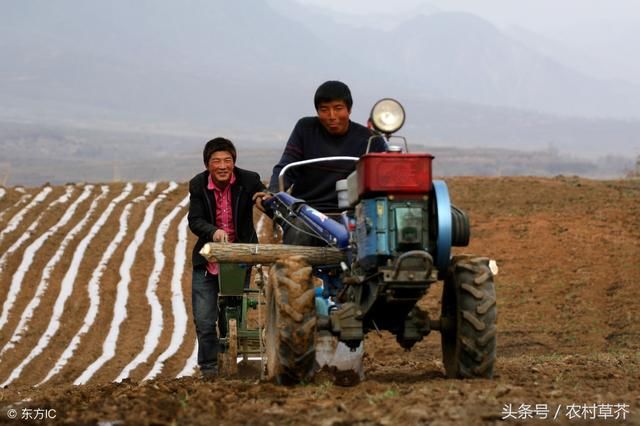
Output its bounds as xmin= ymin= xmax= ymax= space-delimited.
xmin=355 ymin=198 xmax=391 ymax=269
xmin=297 ymin=205 xmax=350 ymax=248
xmin=354 ymin=182 xmax=453 ymax=272
xmin=266 ymin=192 xmax=350 ymax=249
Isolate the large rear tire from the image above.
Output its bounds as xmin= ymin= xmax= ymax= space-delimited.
xmin=265 ymin=255 xmax=317 ymax=385
xmin=441 ymin=255 xmax=497 ymax=378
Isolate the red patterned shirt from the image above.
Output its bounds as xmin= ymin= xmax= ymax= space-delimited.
xmin=206 ymin=172 xmax=236 ymax=275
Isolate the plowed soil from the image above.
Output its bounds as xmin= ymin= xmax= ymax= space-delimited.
xmin=0 ymin=176 xmax=638 ymax=425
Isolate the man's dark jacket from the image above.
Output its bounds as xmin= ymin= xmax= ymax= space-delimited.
xmin=269 ymin=117 xmax=386 ymax=212
xmin=188 ymin=167 xmax=265 ymax=268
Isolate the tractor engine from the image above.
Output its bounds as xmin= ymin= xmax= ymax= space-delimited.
xmin=346 ymin=151 xmax=436 ymax=272
xmin=331 ymin=141 xmax=471 ymax=349
xmin=344 ymin=149 xmax=470 ymax=271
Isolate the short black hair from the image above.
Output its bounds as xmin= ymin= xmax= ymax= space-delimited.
xmin=314 ymin=80 xmax=353 ymax=111
xmin=203 ymin=137 xmax=237 ymax=165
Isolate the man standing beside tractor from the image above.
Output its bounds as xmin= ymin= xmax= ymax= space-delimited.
xmin=187 ymin=137 xmax=267 ymax=379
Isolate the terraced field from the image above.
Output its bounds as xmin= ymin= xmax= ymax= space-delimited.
xmin=0 ymin=177 xmax=638 ymax=425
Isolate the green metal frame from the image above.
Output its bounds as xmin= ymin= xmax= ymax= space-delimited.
xmin=219 ymin=263 xmax=248 ymax=296
xmin=218 ymin=264 xmax=263 ymax=358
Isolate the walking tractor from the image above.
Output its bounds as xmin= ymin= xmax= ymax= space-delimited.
xmin=200 ymin=99 xmax=497 ymax=384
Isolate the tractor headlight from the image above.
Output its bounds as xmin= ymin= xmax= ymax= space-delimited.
xmin=370 ymin=98 xmax=405 ymax=135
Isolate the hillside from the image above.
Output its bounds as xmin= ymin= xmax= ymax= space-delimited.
xmin=0 ymin=118 xmax=636 ymax=187
xmin=2 ymin=1 xmax=640 ymax=173
xmin=0 ymin=177 xmax=638 ymax=424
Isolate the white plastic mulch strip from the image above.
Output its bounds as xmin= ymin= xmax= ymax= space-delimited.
xmin=136 ymin=182 xmax=157 ymax=201
xmin=75 ymin=182 xmax=177 ymax=385
xmin=0 ymin=185 xmax=94 ymax=333
xmin=0 ymin=186 xmax=75 ymax=273
xmin=0 ymin=186 xmax=110 ymax=387
xmin=37 ymin=183 xmax=134 ymax=386
xmin=0 ymin=186 xmax=52 ymax=246
xmin=143 ymin=210 xmax=190 ymax=381
xmin=116 ymin=193 xmax=188 ymax=382
xmin=0 ymin=188 xmax=5 ymax=200
xmin=176 ymin=340 xmax=199 ymax=378
xmin=0 ymin=186 xmax=107 ymax=356
xmin=0 ymin=193 xmax=31 ymax=222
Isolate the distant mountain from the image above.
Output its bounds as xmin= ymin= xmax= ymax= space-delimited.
xmin=1 ymin=0 xmax=639 ymax=172
xmin=0 ymin=0 xmax=355 ymax=129
xmin=274 ymin=6 xmax=640 ymax=119
xmin=507 ymin=22 xmax=640 ymax=91
xmin=3 ymin=2 xmax=640 ymax=122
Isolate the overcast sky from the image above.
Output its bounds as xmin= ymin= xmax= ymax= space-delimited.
xmin=293 ymin=0 xmax=639 ymax=29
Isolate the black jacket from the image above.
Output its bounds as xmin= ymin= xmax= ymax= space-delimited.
xmin=188 ymin=167 xmax=266 ymax=268
xmin=269 ymin=117 xmax=386 ymax=212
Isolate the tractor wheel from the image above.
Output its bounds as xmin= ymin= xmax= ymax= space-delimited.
xmin=265 ymin=255 xmax=317 ymax=385
xmin=441 ymin=255 xmax=497 ymax=378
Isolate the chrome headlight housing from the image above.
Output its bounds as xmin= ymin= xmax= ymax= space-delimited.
xmin=369 ymin=98 xmax=405 ymax=135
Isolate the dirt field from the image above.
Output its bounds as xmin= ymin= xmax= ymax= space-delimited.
xmin=0 ymin=176 xmax=638 ymax=425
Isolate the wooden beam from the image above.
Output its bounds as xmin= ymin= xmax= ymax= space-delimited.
xmin=199 ymin=243 xmax=344 ymax=265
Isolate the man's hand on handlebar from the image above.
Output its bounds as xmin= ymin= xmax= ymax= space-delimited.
xmin=253 ymin=191 xmax=273 ymax=213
